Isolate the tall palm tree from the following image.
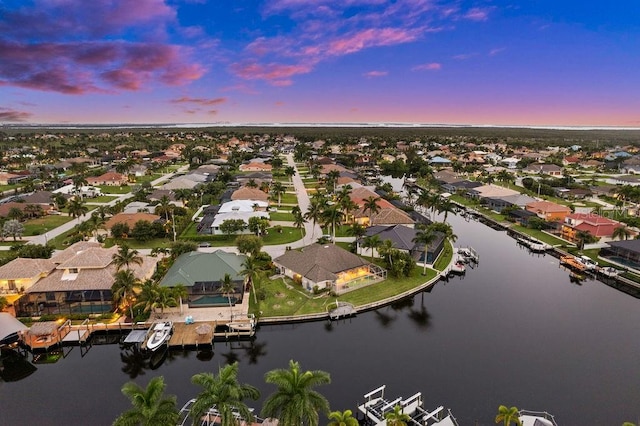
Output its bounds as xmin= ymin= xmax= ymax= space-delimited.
xmin=190 ymin=362 xmax=260 ymax=426
xmin=134 ymin=279 xmax=160 ymax=314
xmin=495 ymin=405 xmax=521 ymax=426
xmin=363 ymin=196 xmax=381 ymax=226
xmin=293 ymin=210 xmax=306 ymax=242
xmin=113 ymin=244 xmax=144 ymax=271
xmin=321 ymin=204 xmax=344 ymax=243
xmin=261 ymin=360 xmax=331 ymax=426
xmin=174 ymin=188 xmax=193 ymax=207
xmin=112 ymin=269 xmax=140 ymax=319
xmin=574 ymin=230 xmax=592 ymax=250
xmin=271 ymin=182 xmax=286 ymax=207
xmin=304 ymin=198 xmax=326 ymax=241
xmin=218 ymin=273 xmax=236 ymax=318
xmin=347 ymin=223 xmax=366 ymax=240
xmin=427 ymin=222 xmax=458 ymax=243
xmin=283 ymin=165 xmax=296 ymax=183
xmin=362 ymin=234 xmax=382 ymax=261
xmin=325 ymin=169 xmax=340 ymax=193
xmin=328 ymin=409 xmax=359 ymax=426
xmin=67 ymin=197 xmax=88 ymax=223
xmin=412 ymin=225 xmax=436 ymax=275
xmin=155 ymin=195 xmax=173 ymax=221
xmin=113 ymin=376 xmax=178 ymax=426
xmin=378 ymin=239 xmax=395 ymax=266
xmin=436 ymin=198 xmax=456 ymax=223
xmin=240 ymin=256 xmax=261 ymax=304
xmin=384 ymin=404 xmax=411 ymax=426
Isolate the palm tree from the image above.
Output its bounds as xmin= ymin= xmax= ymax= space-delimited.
xmin=412 ymin=225 xmax=436 ymax=275
xmin=427 ymin=222 xmax=458 ymax=243
xmin=495 ymin=405 xmax=521 ymax=426
xmin=240 ymin=256 xmax=261 ymax=304
xmin=346 ymin=223 xmax=366 ymax=239
xmin=362 ymin=234 xmax=382 ymax=261
xmin=321 ymin=204 xmax=344 ymax=243
xmin=113 ymin=376 xmax=178 ymax=426
xmin=328 ymin=409 xmax=359 ymax=426
xmin=436 ymin=198 xmax=456 ymax=223
xmin=67 ymin=197 xmax=88 ymax=223
xmin=246 ymin=178 xmax=258 ymax=188
xmin=363 ymin=196 xmax=380 ymax=226
xmin=112 ymin=269 xmax=140 ymax=319
xmin=293 ymin=210 xmax=306 ymax=242
xmin=155 ymin=195 xmax=173 ymax=221
xmin=304 ymin=198 xmax=326 ymax=241
xmin=575 ymin=230 xmax=592 ymax=250
xmin=384 ymin=404 xmax=411 ymax=426
xmin=378 ymin=239 xmax=395 ymax=266
xmin=190 ymin=362 xmax=260 ymax=426
xmin=261 ymin=360 xmax=331 ymax=426
xmin=113 ymin=244 xmax=143 ymax=271
xmin=271 ymin=182 xmax=286 ymax=207
xmin=325 ymin=169 xmax=340 ymax=193
xmin=612 ymin=226 xmax=633 ymax=241
xmin=283 ymin=165 xmax=296 ymax=182
xmin=134 ymin=279 xmax=160 ymax=314
xmin=174 ymin=188 xmax=193 ymax=207
xmin=218 ymin=273 xmax=236 ymax=317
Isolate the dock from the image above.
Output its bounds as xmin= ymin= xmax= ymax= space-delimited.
xmin=328 ymin=302 xmax=356 ymax=320
xmin=168 ymin=321 xmax=217 ymax=349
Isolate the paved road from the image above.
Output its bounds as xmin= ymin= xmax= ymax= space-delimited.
xmin=27 ymin=166 xmax=188 ymax=246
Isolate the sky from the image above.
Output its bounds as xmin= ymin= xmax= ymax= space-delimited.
xmin=1 ymin=0 xmax=639 ymax=127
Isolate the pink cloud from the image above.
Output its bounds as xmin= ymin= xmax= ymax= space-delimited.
xmin=464 ymin=7 xmax=491 ymax=21
xmin=363 ymin=71 xmax=388 ymax=77
xmin=328 ymin=27 xmax=421 ymax=55
xmin=275 ymin=101 xmax=285 ymax=107
xmin=489 ymin=47 xmax=506 ymax=56
xmin=171 ymin=97 xmax=227 ymax=106
xmin=230 ymin=62 xmax=312 ymax=85
xmin=0 ymin=107 xmax=33 ymax=122
xmin=452 ymin=53 xmax=477 ymax=60
xmin=412 ymin=62 xmax=441 ymax=71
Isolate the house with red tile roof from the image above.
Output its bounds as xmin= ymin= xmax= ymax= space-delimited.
xmin=87 ymin=171 xmax=127 ymax=186
xmin=561 ymin=212 xmax=625 ymax=242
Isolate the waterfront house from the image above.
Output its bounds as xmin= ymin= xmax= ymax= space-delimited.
xmin=158 ymin=250 xmax=246 ymax=307
xmin=0 ymin=258 xmax=56 ymax=296
xmin=561 ymin=213 xmax=622 ymax=242
xmin=601 ymin=240 xmax=640 ymax=271
xmin=484 ymin=194 xmax=537 ymax=213
xmin=526 ymin=200 xmax=571 ymax=222
xmin=16 ymin=242 xmax=158 ymax=316
xmin=359 ymin=225 xmax=445 ymax=264
xmin=274 ymin=243 xmax=386 ymax=293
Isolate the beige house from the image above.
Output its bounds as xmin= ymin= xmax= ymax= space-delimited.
xmin=0 ymin=258 xmax=56 ymax=296
xmin=87 ymin=171 xmax=127 ymax=186
xmin=15 ymin=242 xmax=158 ymax=316
xmin=231 ymin=187 xmax=270 ymax=202
xmin=239 ymin=162 xmax=272 ymax=172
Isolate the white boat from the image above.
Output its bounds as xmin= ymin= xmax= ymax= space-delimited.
xmin=519 ymin=410 xmax=558 ymax=426
xmin=144 ymin=321 xmax=173 ymax=352
xmin=456 ymin=247 xmax=479 ymax=263
xmin=357 ymin=385 xmax=458 ymax=426
xmin=226 ymin=314 xmax=256 ymax=334
xmin=599 ymin=266 xmax=619 ymax=277
xmin=575 ymin=255 xmax=598 ymax=271
xmin=517 ymin=236 xmax=552 ymax=252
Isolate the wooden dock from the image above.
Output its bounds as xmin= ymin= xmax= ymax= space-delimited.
xmin=168 ymin=321 xmax=217 ymax=349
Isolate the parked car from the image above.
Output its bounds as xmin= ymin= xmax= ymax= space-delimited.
xmin=198 ymin=242 xmax=211 ymax=248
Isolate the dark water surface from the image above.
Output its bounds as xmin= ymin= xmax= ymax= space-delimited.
xmin=1 ymin=215 xmax=639 ymax=426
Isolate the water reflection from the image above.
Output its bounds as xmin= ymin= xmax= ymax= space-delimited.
xmin=242 ymin=341 xmax=267 ymax=365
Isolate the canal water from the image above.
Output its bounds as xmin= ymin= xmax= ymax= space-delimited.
xmin=1 ymin=214 xmax=639 ymax=426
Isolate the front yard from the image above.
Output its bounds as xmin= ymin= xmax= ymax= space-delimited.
xmin=23 ymin=215 xmax=74 ymax=236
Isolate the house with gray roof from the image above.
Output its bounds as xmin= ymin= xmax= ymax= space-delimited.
xmin=358 ymin=225 xmax=445 ymax=264
xmin=273 ymin=244 xmax=386 ymax=294
xmin=158 ymin=250 xmax=247 ymax=307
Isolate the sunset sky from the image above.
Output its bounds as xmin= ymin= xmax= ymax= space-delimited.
xmin=1 ymin=0 xmax=638 ymax=127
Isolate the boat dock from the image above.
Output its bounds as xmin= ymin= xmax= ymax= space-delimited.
xmin=328 ymin=302 xmax=356 ymax=320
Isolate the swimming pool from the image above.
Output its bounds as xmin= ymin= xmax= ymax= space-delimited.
xmin=70 ymin=303 xmax=113 ymax=314
xmin=189 ymin=295 xmax=237 ymax=307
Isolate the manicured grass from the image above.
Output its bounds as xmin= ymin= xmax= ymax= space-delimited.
xmin=133 ymin=173 xmax=163 ymax=185
xmin=86 ymin=195 xmax=119 ymax=203
xmin=0 ymin=184 xmax=20 ymax=192
xmin=23 ymin=215 xmax=74 ymax=236
xmin=279 ymin=193 xmax=298 ymax=205
xmin=99 ymin=185 xmax=132 ymax=194
xmin=269 ymin=212 xmax=295 ymax=221
xmin=321 ymin=225 xmax=351 ymax=237
xmin=262 ymin=227 xmax=302 ymax=245
xmin=511 ymin=225 xmax=570 ymax=246
xmin=433 ymin=240 xmax=453 ymax=271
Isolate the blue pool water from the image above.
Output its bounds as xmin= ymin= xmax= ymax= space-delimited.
xmin=189 ymin=295 xmax=237 ymax=306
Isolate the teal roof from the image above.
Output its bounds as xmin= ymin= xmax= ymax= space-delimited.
xmin=158 ymin=250 xmax=246 ymax=287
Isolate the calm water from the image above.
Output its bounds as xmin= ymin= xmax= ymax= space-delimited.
xmin=1 ymin=214 xmax=640 ymax=426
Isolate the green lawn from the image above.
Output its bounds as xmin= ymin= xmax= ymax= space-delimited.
xmin=269 ymin=212 xmax=295 ymax=221
xmin=433 ymin=240 xmax=453 ymax=271
xmin=262 ymin=227 xmax=302 ymax=245
xmin=253 ymin=265 xmax=438 ymax=318
xmin=23 ymin=215 xmax=74 ymax=236
xmin=279 ymin=193 xmax=298 ymax=205
xmin=99 ymin=185 xmax=132 ymax=194
xmin=0 ymin=184 xmax=20 ymax=193
xmin=86 ymin=195 xmax=119 ymax=203
xmin=511 ymin=225 xmax=570 ymax=246
xmin=322 ymin=225 xmax=351 ymax=237
xmin=133 ymin=173 xmax=163 ymax=185
xmin=181 ymin=223 xmax=303 ymax=246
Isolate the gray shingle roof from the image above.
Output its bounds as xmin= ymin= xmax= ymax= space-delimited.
xmin=274 ymin=244 xmax=370 ymax=282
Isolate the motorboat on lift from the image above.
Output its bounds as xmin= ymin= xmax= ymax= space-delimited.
xmin=144 ymin=321 xmax=173 ymax=352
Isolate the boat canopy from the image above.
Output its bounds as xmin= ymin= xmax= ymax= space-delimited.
xmin=0 ymin=313 xmax=28 ymax=343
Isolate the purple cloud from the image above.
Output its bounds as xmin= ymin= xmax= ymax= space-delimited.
xmin=464 ymin=7 xmax=491 ymax=21
xmin=170 ymin=97 xmax=227 ymax=106
xmin=0 ymin=107 xmax=33 ymax=122
xmin=412 ymin=63 xmax=442 ymax=71
xmin=0 ymin=1 xmax=204 ymax=94
xmin=363 ymin=70 xmax=388 ymax=78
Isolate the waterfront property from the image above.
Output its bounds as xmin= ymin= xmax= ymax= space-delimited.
xmin=359 ymin=224 xmax=445 ymax=264
xmin=0 ymin=258 xmax=56 ymax=296
xmin=525 ymin=200 xmax=571 ymax=222
xmin=560 ymin=212 xmax=623 ymax=242
xmin=601 ymin=239 xmax=640 ymax=272
xmin=273 ymin=243 xmax=386 ymax=293
xmin=15 ymin=242 xmax=158 ymax=316
xmin=158 ymin=250 xmax=247 ymax=307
